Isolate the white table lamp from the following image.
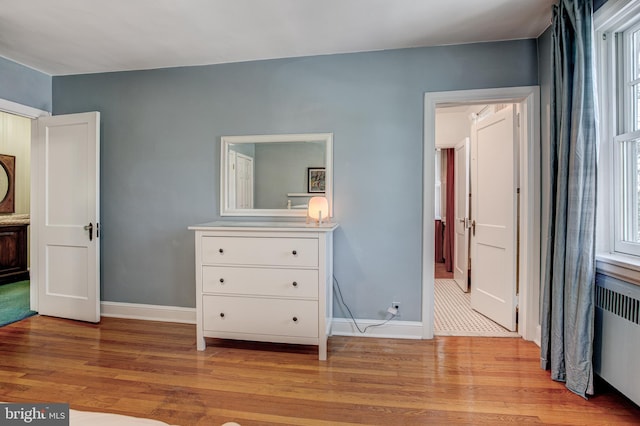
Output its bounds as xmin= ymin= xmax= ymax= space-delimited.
xmin=308 ymin=196 xmax=329 ymax=225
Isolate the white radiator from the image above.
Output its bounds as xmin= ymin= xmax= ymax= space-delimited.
xmin=594 ymin=274 xmax=640 ymax=405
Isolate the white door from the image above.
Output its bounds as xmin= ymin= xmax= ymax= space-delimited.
xmin=34 ymin=112 xmax=100 ymax=323
xmin=235 ymin=153 xmax=254 ymax=209
xmin=453 ymin=137 xmax=470 ymax=292
xmin=470 ymin=105 xmax=518 ymax=331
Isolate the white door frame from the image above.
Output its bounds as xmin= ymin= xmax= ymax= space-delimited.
xmin=422 ymin=86 xmax=541 ymax=343
xmin=0 ymin=98 xmax=50 ymax=311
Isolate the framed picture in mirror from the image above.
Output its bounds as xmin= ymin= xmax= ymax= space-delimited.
xmin=307 ymin=167 xmax=325 ymax=193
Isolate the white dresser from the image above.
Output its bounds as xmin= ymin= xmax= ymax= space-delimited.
xmin=189 ymin=221 xmax=338 ymax=360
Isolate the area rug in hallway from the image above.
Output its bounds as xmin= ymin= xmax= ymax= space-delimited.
xmin=434 ymin=279 xmax=519 ymax=337
xmin=0 ymin=280 xmax=36 ymax=327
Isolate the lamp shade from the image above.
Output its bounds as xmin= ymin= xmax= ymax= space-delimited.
xmin=308 ymin=196 xmax=329 ymax=221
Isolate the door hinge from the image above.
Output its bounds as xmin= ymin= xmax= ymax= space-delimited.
xmin=516 ymin=112 xmax=521 ymax=128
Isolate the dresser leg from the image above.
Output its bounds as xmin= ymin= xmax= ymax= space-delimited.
xmin=319 ymin=340 xmax=327 ymax=361
xmin=197 ymin=336 xmax=206 ymax=351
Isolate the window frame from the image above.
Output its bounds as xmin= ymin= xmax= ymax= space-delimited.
xmin=613 ymin=131 xmax=640 ymax=256
xmin=595 ymin=0 xmax=640 ymax=284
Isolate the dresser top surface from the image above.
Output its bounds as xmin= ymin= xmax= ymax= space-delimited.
xmin=0 ymin=213 xmax=30 ymax=226
xmin=189 ymin=220 xmax=338 ymax=232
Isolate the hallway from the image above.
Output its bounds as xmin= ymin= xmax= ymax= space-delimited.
xmin=434 ymin=262 xmax=518 ymax=337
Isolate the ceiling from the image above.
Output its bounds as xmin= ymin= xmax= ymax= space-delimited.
xmin=0 ymin=0 xmax=555 ymax=76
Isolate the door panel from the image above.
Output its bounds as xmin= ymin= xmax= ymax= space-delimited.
xmin=236 ymin=153 xmax=254 ymax=209
xmin=35 ymin=112 xmax=100 ymax=323
xmin=453 ymin=137 xmax=470 ymax=292
xmin=470 ymin=106 xmax=518 ymax=331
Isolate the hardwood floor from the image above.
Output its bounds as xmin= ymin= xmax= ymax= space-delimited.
xmin=435 ymin=261 xmax=453 ymax=279
xmin=1 ymin=316 xmax=638 ymax=425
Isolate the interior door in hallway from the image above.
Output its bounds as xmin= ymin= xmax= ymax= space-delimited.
xmin=470 ymin=105 xmax=518 ymax=331
xmin=453 ymin=137 xmax=470 ymax=292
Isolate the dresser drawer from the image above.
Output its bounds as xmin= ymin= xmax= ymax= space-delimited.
xmin=202 ymin=266 xmax=318 ymax=298
xmin=203 ymin=295 xmax=318 ymax=338
xmin=202 ymin=236 xmax=318 ymax=267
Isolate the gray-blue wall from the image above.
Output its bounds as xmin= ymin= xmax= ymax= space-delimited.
xmin=51 ymin=40 xmax=538 ymax=321
xmin=0 ymin=56 xmax=51 ymax=112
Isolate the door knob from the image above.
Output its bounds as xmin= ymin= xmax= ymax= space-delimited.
xmin=84 ymin=223 xmax=93 ymax=241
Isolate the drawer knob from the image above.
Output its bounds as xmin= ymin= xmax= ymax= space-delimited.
xmin=292 ymin=281 xmax=298 ymax=287
xmin=292 ymin=250 xmax=297 ymax=256
xmin=219 ymin=248 xmax=224 ymax=254
xmin=220 ymin=313 xmax=225 ymax=318
xmin=219 ymin=278 xmax=225 ymax=284
xmin=292 ymin=316 xmax=298 ymax=322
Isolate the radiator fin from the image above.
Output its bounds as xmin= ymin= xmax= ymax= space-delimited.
xmin=595 ymin=285 xmax=640 ymax=326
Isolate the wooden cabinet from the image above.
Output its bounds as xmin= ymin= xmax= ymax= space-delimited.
xmin=189 ymin=221 xmax=337 ymax=360
xmin=0 ymin=223 xmax=29 ymax=285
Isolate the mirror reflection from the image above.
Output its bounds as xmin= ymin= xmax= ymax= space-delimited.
xmin=221 ymin=133 xmax=333 ymax=217
xmin=0 ymin=165 xmax=8 ymax=202
xmin=0 ymin=154 xmax=15 ymax=213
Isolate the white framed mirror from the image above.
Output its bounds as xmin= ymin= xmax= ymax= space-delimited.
xmin=220 ymin=133 xmax=333 ymax=217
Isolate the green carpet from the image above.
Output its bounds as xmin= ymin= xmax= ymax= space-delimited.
xmin=0 ymin=280 xmax=37 ymax=327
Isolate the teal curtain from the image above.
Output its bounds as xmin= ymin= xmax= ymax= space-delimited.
xmin=541 ymin=0 xmax=598 ymax=398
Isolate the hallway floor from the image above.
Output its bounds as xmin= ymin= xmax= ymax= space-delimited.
xmin=434 ymin=262 xmax=519 ymax=337
xmin=434 ymin=277 xmax=519 ymax=337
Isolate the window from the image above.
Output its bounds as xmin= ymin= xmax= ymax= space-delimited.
xmin=596 ymin=1 xmax=640 ymax=258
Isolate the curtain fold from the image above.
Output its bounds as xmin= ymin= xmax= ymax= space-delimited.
xmin=435 ymin=219 xmax=444 ymax=263
xmin=444 ymin=148 xmax=455 ymax=272
xmin=541 ymin=0 xmax=598 ymax=398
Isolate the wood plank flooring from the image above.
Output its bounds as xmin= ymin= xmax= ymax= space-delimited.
xmin=435 ymin=261 xmax=453 ymax=279
xmin=0 ymin=316 xmax=638 ymax=425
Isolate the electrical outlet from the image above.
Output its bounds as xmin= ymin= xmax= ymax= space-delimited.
xmin=387 ymin=301 xmax=400 ymax=317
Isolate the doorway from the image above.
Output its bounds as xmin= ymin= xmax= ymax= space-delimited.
xmin=0 ymin=109 xmax=32 ymax=323
xmin=2 ymin=98 xmax=101 ymax=324
xmin=0 ymin=98 xmax=48 ymax=312
xmin=422 ymin=86 xmax=541 ymax=343
xmin=433 ymin=103 xmax=520 ymax=337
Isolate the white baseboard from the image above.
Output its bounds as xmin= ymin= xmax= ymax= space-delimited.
xmin=330 ymin=318 xmax=423 ymax=339
xmin=100 ymin=301 xmax=196 ymax=324
xmin=99 ymin=303 xmax=424 ymax=339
